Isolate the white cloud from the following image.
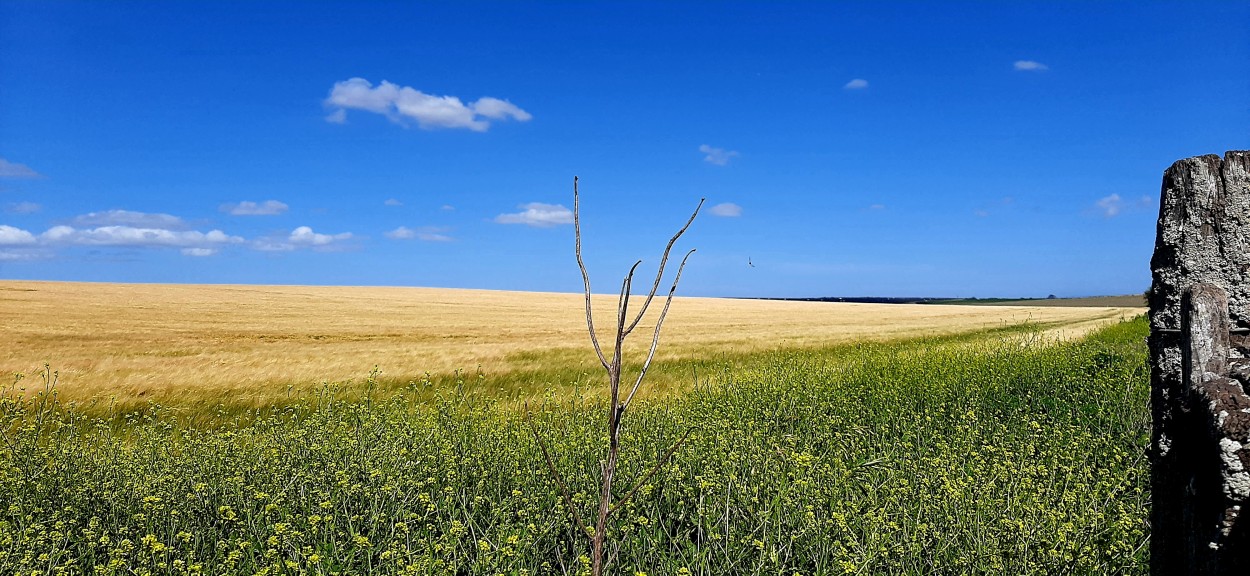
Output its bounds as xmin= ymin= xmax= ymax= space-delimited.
xmin=868 ymin=204 xmax=886 ymax=211
xmin=441 ymin=204 xmax=455 ymax=211
xmin=471 ymin=97 xmax=533 ymax=121
xmin=0 ymin=158 xmax=40 ymax=178
xmin=1094 ymin=193 xmax=1153 ymax=217
xmin=1014 ymin=60 xmax=1049 ymax=71
xmin=386 ymin=225 xmax=453 ymax=242
xmin=5 ymin=201 xmax=41 ymax=214
xmin=72 ymin=209 xmax=187 ymax=230
xmin=41 ymin=225 xmax=243 ymax=248
xmin=256 ymin=226 xmax=354 ymax=251
xmin=1095 ymin=194 xmax=1124 ymax=217
xmin=700 ymin=144 xmax=739 ymax=166
xmin=0 ymin=249 xmax=49 ymax=261
xmin=289 ymin=225 xmax=352 ymax=246
xmin=417 ymin=229 xmax=453 ymax=242
xmin=222 ymin=200 xmax=289 ymax=216
xmin=252 ymin=240 xmax=292 ymax=252
xmin=0 ymin=225 xmax=37 ymax=245
xmin=326 ymin=78 xmax=396 ymax=114
xmin=0 ymin=209 xmax=376 ymax=258
xmin=495 ymin=203 xmax=574 ymax=227
xmin=384 ymin=198 xmax=403 ymax=207
xmin=324 ymin=78 xmax=532 ymax=132
xmin=385 ymin=226 xmax=416 ymax=239
xmin=709 ymin=202 xmax=743 ymax=217
xmin=39 ymin=225 xmax=75 ymax=243
xmin=325 ymin=108 xmax=347 ymax=124
xmin=844 ymin=78 xmax=869 ymax=90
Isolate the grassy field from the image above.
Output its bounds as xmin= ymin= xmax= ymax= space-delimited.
xmin=1 ymin=281 xmax=1141 ymax=413
xmin=0 ymin=314 xmax=1152 ymax=575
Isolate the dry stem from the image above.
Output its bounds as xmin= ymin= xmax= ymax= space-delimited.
xmin=533 ymin=176 xmax=703 ymax=576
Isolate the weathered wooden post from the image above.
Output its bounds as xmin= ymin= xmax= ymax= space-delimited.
xmin=1150 ymin=150 xmax=1250 ymax=573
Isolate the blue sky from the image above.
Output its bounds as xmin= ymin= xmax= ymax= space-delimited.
xmin=1 ymin=1 xmax=1246 ymax=298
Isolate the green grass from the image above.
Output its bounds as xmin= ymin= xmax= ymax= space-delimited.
xmin=0 ymin=316 xmax=1151 ymax=575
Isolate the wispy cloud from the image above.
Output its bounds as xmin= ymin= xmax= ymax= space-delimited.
xmin=0 ymin=158 xmax=40 ymax=178
xmin=0 ymin=211 xmax=242 ymax=257
xmin=256 ymin=226 xmax=354 ymax=251
xmin=2 ymin=210 xmax=371 ymax=259
xmin=289 ymin=226 xmax=352 ymax=247
xmin=325 ymin=78 xmax=531 ymax=131
xmin=385 ymin=227 xmax=416 ymax=239
xmin=709 ymin=202 xmax=742 ymax=217
xmin=1094 ymin=194 xmax=1153 ymax=218
xmin=495 ymin=203 xmax=573 ymax=227
xmin=441 ymin=204 xmax=455 ymax=211
xmin=868 ymin=204 xmax=886 ymax=211
xmin=72 ymin=209 xmax=187 ymax=230
xmin=843 ymin=78 xmax=869 ymax=90
xmin=700 ymin=144 xmax=739 ymax=166
xmin=41 ymin=225 xmax=243 ymax=248
xmin=384 ymin=198 xmax=403 ymax=207
xmin=471 ymin=97 xmax=532 ymax=121
xmin=1095 ymin=194 xmax=1125 ymax=217
xmin=222 ymin=200 xmax=289 ymax=216
xmin=4 ymin=201 xmax=41 ymax=214
xmin=386 ymin=225 xmax=453 ymax=242
xmin=0 ymin=249 xmax=49 ymax=261
xmin=417 ymin=228 xmax=453 ymax=242
xmin=1014 ymin=60 xmax=1049 ymax=71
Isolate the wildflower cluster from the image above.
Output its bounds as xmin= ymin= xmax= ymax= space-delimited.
xmin=1 ymin=317 xmax=1150 ymax=574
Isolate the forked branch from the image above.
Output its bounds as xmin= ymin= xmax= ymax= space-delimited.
xmin=574 ymin=177 xmax=704 ymax=354
xmin=531 ymin=176 xmax=702 ymax=576
xmin=622 ymin=200 xmax=704 ymax=337
xmin=624 ymin=248 xmax=695 ymax=410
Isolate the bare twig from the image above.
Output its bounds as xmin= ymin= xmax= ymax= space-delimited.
xmin=525 ymin=402 xmax=591 ymax=539
xmin=622 ymin=199 xmax=704 ymax=337
xmin=551 ymin=177 xmax=699 ymax=576
xmin=574 ymin=177 xmax=609 ymax=371
xmin=624 ymin=248 xmax=695 ymax=409
xmin=608 ymin=427 xmax=694 ymax=517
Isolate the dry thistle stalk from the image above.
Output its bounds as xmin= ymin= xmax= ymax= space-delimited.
xmin=526 ymin=176 xmax=702 ymax=576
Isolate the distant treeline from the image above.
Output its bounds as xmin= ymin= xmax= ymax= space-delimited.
xmin=753 ymin=296 xmax=1045 ymax=305
xmin=753 ymin=294 xmax=1148 ymax=307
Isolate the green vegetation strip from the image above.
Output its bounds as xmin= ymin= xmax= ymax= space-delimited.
xmin=1 ymin=317 xmax=1151 ymax=575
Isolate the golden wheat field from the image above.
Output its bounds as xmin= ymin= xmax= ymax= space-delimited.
xmin=0 ymin=280 xmax=1142 ymax=409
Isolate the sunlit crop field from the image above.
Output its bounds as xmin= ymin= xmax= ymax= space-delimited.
xmin=1 ymin=315 xmax=1152 ymax=574
xmin=1 ymin=281 xmax=1140 ymax=410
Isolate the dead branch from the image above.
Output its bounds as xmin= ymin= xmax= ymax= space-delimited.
xmin=608 ymin=427 xmax=694 ymax=517
xmin=551 ymin=176 xmax=703 ymax=576
xmin=623 ymin=200 xmax=704 ymax=337
xmin=574 ymin=177 xmax=609 ymax=372
xmin=524 ymin=402 xmax=590 ymax=538
xmin=624 ymin=248 xmax=695 ymax=410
